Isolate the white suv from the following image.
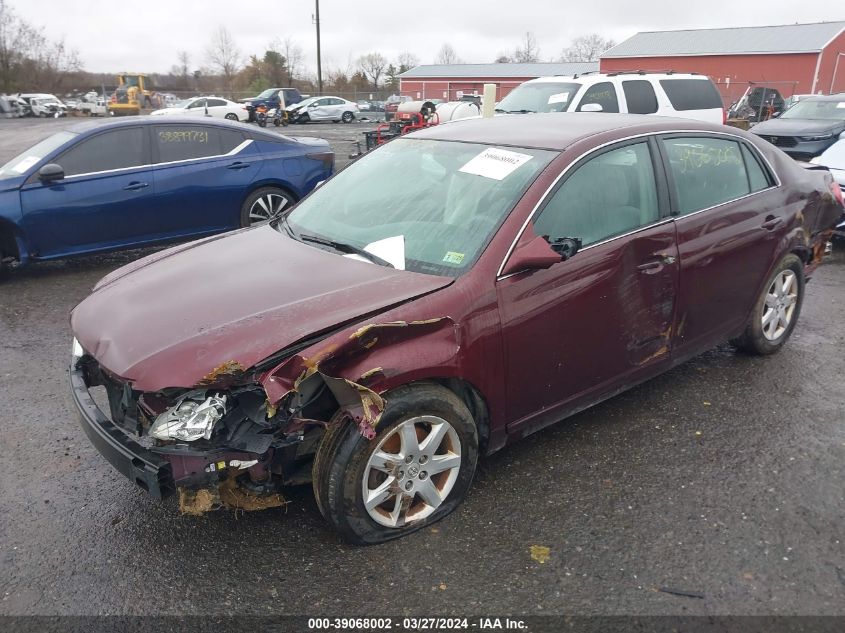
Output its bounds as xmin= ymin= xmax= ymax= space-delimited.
xmin=495 ymin=71 xmax=725 ymax=124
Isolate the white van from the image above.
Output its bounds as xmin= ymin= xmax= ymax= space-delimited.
xmin=495 ymin=71 xmax=725 ymax=124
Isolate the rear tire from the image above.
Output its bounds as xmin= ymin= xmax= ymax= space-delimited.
xmin=341 ymin=111 xmax=354 ymax=123
xmin=312 ymin=383 xmax=478 ymax=544
xmin=225 ymin=113 xmax=238 ymax=121
xmin=239 ymin=187 xmax=294 ymax=226
xmin=731 ymin=254 xmax=804 ymax=355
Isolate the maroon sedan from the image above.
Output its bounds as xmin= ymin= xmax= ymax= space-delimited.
xmin=70 ymin=114 xmax=844 ymax=543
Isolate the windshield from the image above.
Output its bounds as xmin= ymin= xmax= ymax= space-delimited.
xmin=781 ymin=99 xmax=845 ymax=121
xmin=284 ymin=138 xmax=557 ymax=277
xmin=292 ymin=97 xmax=318 ymax=108
xmin=257 ymin=89 xmax=277 ymax=99
xmin=496 ymin=82 xmax=582 ymax=113
xmin=173 ymin=99 xmax=190 ymax=108
xmin=0 ymin=130 xmax=76 ymax=180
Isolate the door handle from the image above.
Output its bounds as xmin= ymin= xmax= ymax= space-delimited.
xmin=122 ymin=181 xmax=149 ymax=191
xmin=762 ymin=215 xmax=783 ymax=230
xmin=637 ymin=261 xmax=663 ymax=273
xmin=227 ymin=162 xmax=250 ymax=170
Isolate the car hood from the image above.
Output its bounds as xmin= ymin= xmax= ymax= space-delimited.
xmin=71 ymin=225 xmax=452 ymax=391
xmin=752 ymin=118 xmax=845 ymax=137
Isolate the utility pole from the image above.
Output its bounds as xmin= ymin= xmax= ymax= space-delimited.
xmin=314 ymin=0 xmax=323 ymax=94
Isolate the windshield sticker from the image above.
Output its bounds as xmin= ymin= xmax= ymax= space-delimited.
xmin=12 ymin=156 xmax=39 ymax=173
xmin=837 ymin=102 xmax=845 ymax=109
xmin=158 ymin=129 xmax=208 ymax=143
xmin=459 ymin=148 xmax=534 ymax=181
xmin=547 ymin=92 xmax=570 ymax=104
xmin=442 ymin=251 xmax=465 ymax=265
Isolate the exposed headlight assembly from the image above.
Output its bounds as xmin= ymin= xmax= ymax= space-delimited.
xmin=71 ymin=337 xmax=84 ymax=360
xmin=149 ymin=393 xmax=228 ymax=442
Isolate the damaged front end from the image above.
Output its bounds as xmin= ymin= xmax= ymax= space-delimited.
xmin=70 ymin=322 xmax=454 ymax=515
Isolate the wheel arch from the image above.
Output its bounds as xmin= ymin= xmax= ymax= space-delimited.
xmin=0 ymin=217 xmax=26 ymax=264
xmin=240 ymin=180 xmax=300 ymax=208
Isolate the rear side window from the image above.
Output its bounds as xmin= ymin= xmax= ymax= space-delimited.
xmin=577 ymin=82 xmax=619 ymax=113
xmin=659 ymin=79 xmax=723 ymax=111
xmin=207 ymin=98 xmax=227 ymax=107
xmin=741 ymin=144 xmax=774 ymax=192
xmin=661 ymin=136 xmax=750 ymax=214
xmin=219 ymin=129 xmax=245 ymax=153
xmin=154 ymin=125 xmax=235 ymax=163
xmin=58 ymin=128 xmax=147 ymax=176
xmin=622 ymin=80 xmax=658 ymax=114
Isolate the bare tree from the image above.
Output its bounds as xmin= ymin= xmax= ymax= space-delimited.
xmin=206 ymin=26 xmax=240 ymax=93
xmin=560 ymin=34 xmax=616 ymax=62
xmin=280 ymin=37 xmax=303 ymax=86
xmin=435 ymin=43 xmax=461 ymax=65
xmin=357 ymin=52 xmax=388 ymax=90
xmin=397 ymin=51 xmax=419 ymax=72
xmin=177 ymin=50 xmax=190 ymax=83
xmin=512 ymin=32 xmax=540 ymax=63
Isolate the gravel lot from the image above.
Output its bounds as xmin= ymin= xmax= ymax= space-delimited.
xmin=0 ymin=115 xmax=843 ymax=618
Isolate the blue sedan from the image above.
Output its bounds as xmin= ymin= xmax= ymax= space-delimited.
xmin=0 ymin=117 xmax=333 ymax=274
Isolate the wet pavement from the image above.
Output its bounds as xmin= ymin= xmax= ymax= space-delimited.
xmin=0 ymin=117 xmax=844 ymax=617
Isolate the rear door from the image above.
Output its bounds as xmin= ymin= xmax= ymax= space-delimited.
xmin=498 ymin=138 xmax=679 ymax=435
xmin=148 ymin=123 xmax=259 ymax=237
xmin=658 ymin=79 xmax=724 ymax=123
xmin=20 ymin=126 xmax=152 ymax=257
xmin=658 ymin=134 xmax=784 ymax=356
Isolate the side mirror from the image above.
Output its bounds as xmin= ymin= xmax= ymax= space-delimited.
xmin=579 ymin=103 xmax=603 ymax=112
xmin=38 ymin=163 xmax=64 ymax=182
xmin=500 ymin=234 xmax=561 ymax=277
xmin=771 ymin=112 xmax=781 ymax=118
xmin=308 ymin=103 xmax=318 ymax=108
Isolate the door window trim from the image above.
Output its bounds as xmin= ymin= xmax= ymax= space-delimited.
xmin=496 ymin=129 xmax=781 ymax=280
xmin=655 ymin=132 xmax=781 ymax=220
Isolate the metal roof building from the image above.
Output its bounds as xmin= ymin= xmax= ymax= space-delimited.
xmin=398 ymin=62 xmax=599 ymax=101
xmin=600 ymin=21 xmax=845 ymax=102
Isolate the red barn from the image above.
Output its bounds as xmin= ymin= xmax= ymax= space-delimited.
xmin=398 ymin=62 xmax=598 ymax=102
xmin=600 ymin=21 xmax=845 ymax=106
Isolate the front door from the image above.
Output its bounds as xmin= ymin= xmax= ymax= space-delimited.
xmin=498 ymin=139 xmax=678 ymax=436
xmin=21 ymin=126 xmax=152 ymax=257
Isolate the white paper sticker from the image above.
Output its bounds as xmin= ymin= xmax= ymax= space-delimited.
xmin=547 ymin=92 xmax=570 ymax=105
xmin=836 ymin=102 xmax=845 ymax=109
xmin=364 ymin=235 xmax=405 ymax=270
xmin=459 ymin=148 xmax=533 ymax=181
xmin=12 ymin=156 xmax=39 ymax=174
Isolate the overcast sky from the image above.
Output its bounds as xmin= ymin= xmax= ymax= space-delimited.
xmin=12 ymin=1 xmax=845 ymax=75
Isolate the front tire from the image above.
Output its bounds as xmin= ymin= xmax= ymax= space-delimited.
xmin=731 ymin=254 xmax=804 ymax=355
xmin=239 ymin=187 xmax=294 ymax=226
xmin=313 ymin=383 xmax=478 ymax=544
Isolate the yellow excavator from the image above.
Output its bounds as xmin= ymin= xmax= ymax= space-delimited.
xmin=108 ymin=73 xmax=159 ymax=116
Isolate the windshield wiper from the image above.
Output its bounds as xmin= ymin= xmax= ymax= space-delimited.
xmin=507 ymin=109 xmax=536 ymax=114
xmin=299 ymin=233 xmax=394 ymax=268
xmin=277 ymin=214 xmax=300 ymax=240
xmin=494 ymin=108 xmax=507 ymax=113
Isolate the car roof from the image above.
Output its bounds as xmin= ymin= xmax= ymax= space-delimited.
xmin=803 ymin=93 xmax=845 ymax=102
xmin=408 ymin=113 xmax=725 ymax=151
xmin=525 ymin=72 xmax=707 ymax=84
xmin=62 ymin=116 xmax=266 ymax=137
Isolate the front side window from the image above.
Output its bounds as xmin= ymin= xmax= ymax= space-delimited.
xmin=286 ymin=138 xmax=557 ymax=277
xmin=661 ymin=136 xmax=750 ymax=214
xmin=154 ymin=125 xmax=227 ymax=162
xmin=56 ymin=128 xmax=147 ymax=176
xmin=495 ymin=82 xmax=582 ymax=113
xmin=186 ymin=99 xmax=205 ymax=109
xmin=533 ymin=141 xmax=659 ymax=248
xmin=577 ymin=82 xmax=619 ymax=113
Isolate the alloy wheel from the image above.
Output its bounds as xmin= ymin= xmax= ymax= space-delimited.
xmin=248 ymin=193 xmax=289 ymax=223
xmin=762 ymin=269 xmax=798 ymax=341
xmin=362 ymin=415 xmax=462 ymax=528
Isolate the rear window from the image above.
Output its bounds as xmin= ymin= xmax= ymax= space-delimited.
xmin=659 ymin=79 xmax=723 ymax=111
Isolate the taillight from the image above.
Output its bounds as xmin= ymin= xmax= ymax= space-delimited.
xmin=830 ymin=180 xmax=844 ymax=207
xmin=722 ymin=108 xmax=727 ymax=125
xmin=307 ymin=152 xmax=334 ymax=171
